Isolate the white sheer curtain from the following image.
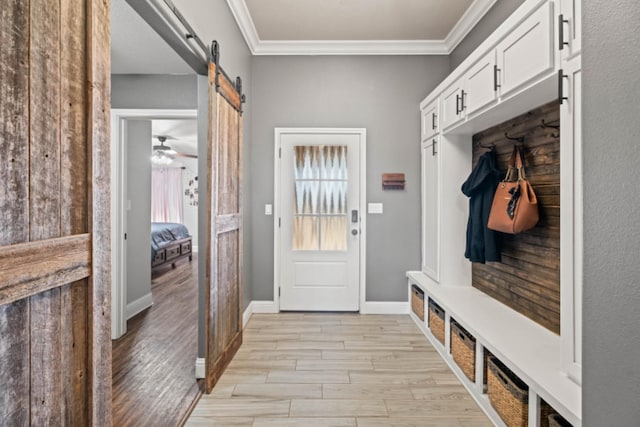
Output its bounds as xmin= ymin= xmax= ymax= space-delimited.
xmin=151 ymin=167 xmax=184 ymax=223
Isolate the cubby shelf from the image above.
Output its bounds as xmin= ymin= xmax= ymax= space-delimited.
xmin=407 ymin=271 xmax=581 ymax=426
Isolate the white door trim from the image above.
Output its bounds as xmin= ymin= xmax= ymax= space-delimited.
xmin=110 ymin=108 xmax=197 ymax=340
xmin=273 ymin=127 xmax=367 ymax=313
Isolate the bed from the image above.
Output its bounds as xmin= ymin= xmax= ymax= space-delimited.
xmin=151 ymin=222 xmax=193 ymax=269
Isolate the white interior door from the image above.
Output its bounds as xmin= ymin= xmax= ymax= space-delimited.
xmin=277 ymin=129 xmax=363 ymax=311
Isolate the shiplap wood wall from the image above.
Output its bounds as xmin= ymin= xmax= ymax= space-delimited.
xmin=471 ymin=101 xmax=560 ymax=333
xmin=0 ymin=0 xmax=111 ymax=424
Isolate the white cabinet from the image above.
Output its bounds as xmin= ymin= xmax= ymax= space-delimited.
xmin=496 ymin=1 xmax=554 ymax=98
xmin=559 ymin=0 xmax=581 ymax=58
xmin=559 ymin=54 xmax=582 ymax=385
xmin=421 ymin=136 xmax=440 ymax=282
xmin=441 ymin=82 xmax=465 ymax=131
xmin=464 ymin=50 xmax=498 ymax=116
xmin=421 ymin=99 xmax=439 ymax=141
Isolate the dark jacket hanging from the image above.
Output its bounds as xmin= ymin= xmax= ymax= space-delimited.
xmin=461 ymin=149 xmax=502 ymax=263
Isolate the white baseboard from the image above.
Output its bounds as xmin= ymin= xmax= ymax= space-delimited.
xmin=360 ymin=301 xmax=409 ymax=315
xmin=195 ymin=357 xmax=205 ymax=379
xmin=250 ymin=300 xmax=278 ymax=314
xmin=126 ymin=293 xmax=153 ymax=319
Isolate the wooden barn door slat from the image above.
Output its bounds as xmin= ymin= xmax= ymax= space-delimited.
xmin=0 ymin=0 xmax=31 ymax=423
xmin=29 ymin=0 xmax=64 ymax=421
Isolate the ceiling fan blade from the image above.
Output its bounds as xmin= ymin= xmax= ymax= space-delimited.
xmin=174 ymin=153 xmax=198 ymax=159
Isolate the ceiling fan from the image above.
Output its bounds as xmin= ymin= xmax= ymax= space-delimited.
xmin=152 ymin=135 xmax=197 ymax=165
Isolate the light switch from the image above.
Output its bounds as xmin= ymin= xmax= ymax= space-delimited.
xmin=265 ymin=204 xmax=273 ymax=215
xmin=368 ymin=203 xmax=383 ymax=214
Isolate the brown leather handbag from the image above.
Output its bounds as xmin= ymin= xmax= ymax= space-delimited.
xmin=487 ymin=146 xmax=539 ymax=234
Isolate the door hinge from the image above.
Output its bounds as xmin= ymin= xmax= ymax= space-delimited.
xmin=279 ymin=287 xmax=281 ymax=297
xmin=279 ymin=217 xmax=281 ymax=228
xmin=279 ymin=147 xmax=281 ymax=158
xmin=124 ymin=233 xmax=127 ymax=240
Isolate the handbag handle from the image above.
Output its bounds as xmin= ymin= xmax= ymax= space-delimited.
xmin=515 ymin=146 xmax=528 ymax=181
xmin=503 ymin=146 xmax=519 ymax=182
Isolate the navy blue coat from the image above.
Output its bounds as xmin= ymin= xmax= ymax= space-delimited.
xmin=461 ymin=149 xmax=502 ymax=263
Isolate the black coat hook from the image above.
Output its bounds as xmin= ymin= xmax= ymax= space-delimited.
xmin=504 ymin=132 xmax=525 ymax=143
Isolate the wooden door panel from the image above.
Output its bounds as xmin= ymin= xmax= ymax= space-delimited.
xmin=205 ymin=60 xmax=244 ymax=392
xmin=0 ymin=0 xmax=111 ymax=424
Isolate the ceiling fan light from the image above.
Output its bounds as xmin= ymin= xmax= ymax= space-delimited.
xmin=151 ymin=151 xmax=173 ymax=165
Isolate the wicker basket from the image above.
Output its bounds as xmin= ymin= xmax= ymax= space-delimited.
xmin=487 ymin=356 xmax=528 ymax=427
xmin=540 ymin=400 xmax=558 ymax=427
xmin=451 ymin=319 xmax=476 ymax=381
xmin=548 ymin=414 xmax=572 ymax=427
xmin=410 ymin=285 xmax=425 ymax=321
xmin=428 ymin=298 xmax=445 ymax=344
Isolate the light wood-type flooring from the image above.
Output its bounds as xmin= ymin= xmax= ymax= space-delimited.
xmin=186 ymin=312 xmax=491 ymax=427
xmin=112 ymin=255 xmax=201 ymax=427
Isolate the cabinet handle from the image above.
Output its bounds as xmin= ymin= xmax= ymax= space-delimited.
xmin=493 ymin=65 xmax=501 ymax=91
xmin=558 ymin=69 xmax=568 ymax=105
xmin=455 ymin=94 xmax=461 ymax=115
xmin=432 ymin=139 xmax=437 ymax=156
xmin=460 ymin=90 xmax=466 ymax=111
xmin=558 ymin=14 xmax=569 ymax=51
xmin=432 ymin=113 xmax=437 ymax=130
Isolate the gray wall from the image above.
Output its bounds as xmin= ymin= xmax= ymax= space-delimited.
xmin=111 ymin=74 xmax=197 ymax=109
xmin=583 ymin=0 xmax=640 ymax=424
xmin=125 ymin=120 xmax=152 ymax=306
xmin=449 ymin=0 xmax=525 ymax=71
xmin=250 ymin=55 xmax=450 ymax=302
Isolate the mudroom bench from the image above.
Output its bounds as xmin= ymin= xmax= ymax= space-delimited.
xmin=407 ymin=271 xmax=581 ymax=427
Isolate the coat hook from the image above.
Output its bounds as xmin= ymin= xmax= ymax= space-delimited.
xmin=504 ymin=132 xmax=525 ymax=143
xmin=540 ymin=119 xmax=560 ymax=138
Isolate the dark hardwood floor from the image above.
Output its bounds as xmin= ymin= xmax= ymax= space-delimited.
xmin=112 ymin=254 xmax=201 ymax=427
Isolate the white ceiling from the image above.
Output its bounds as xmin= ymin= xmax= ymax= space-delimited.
xmin=228 ymin=0 xmax=497 ymax=55
xmin=110 ymin=0 xmax=497 ymax=73
xmin=152 ymin=119 xmax=198 ymax=156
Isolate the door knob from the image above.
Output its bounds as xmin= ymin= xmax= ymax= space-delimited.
xmin=351 ymin=229 xmax=358 ymax=236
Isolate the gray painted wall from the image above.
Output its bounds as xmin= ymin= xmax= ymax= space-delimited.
xmin=583 ymin=0 xmax=640 ymax=424
xmin=125 ymin=120 xmax=152 ymax=306
xmin=449 ymin=0 xmax=525 ymax=71
xmin=111 ymin=74 xmax=197 ymax=109
xmin=250 ymin=55 xmax=450 ymax=302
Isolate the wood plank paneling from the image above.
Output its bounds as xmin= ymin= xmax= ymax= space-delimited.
xmin=0 ymin=0 xmax=31 ymax=423
xmin=471 ymin=101 xmax=560 ymax=333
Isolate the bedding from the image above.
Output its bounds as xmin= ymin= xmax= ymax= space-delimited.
xmin=151 ymin=222 xmax=191 ymax=261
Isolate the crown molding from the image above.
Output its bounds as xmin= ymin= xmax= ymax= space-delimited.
xmin=253 ymin=40 xmax=449 ymax=56
xmin=226 ymin=0 xmax=496 ymax=56
xmin=444 ymin=0 xmax=499 ymax=52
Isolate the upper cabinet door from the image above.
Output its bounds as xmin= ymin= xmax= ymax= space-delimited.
xmin=464 ymin=50 xmax=498 ymax=116
xmin=559 ymin=0 xmax=581 ymax=58
xmin=441 ymin=82 xmax=465 ymax=131
xmin=421 ymin=99 xmax=440 ymax=141
xmin=496 ymin=2 xmax=554 ymax=98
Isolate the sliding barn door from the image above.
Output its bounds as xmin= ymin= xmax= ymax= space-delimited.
xmin=0 ymin=0 xmax=111 ymax=424
xmin=204 ymin=61 xmax=244 ymax=392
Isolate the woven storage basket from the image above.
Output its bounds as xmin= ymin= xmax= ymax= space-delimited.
xmin=428 ymin=298 xmax=445 ymax=344
xmin=540 ymin=400 xmax=558 ymax=427
xmin=487 ymin=356 xmax=528 ymax=427
xmin=548 ymin=414 xmax=572 ymax=427
xmin=410 ymin=285 xmax=425 ymax=321
xmin=451 ymin=319 xmax=476 ymax=381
